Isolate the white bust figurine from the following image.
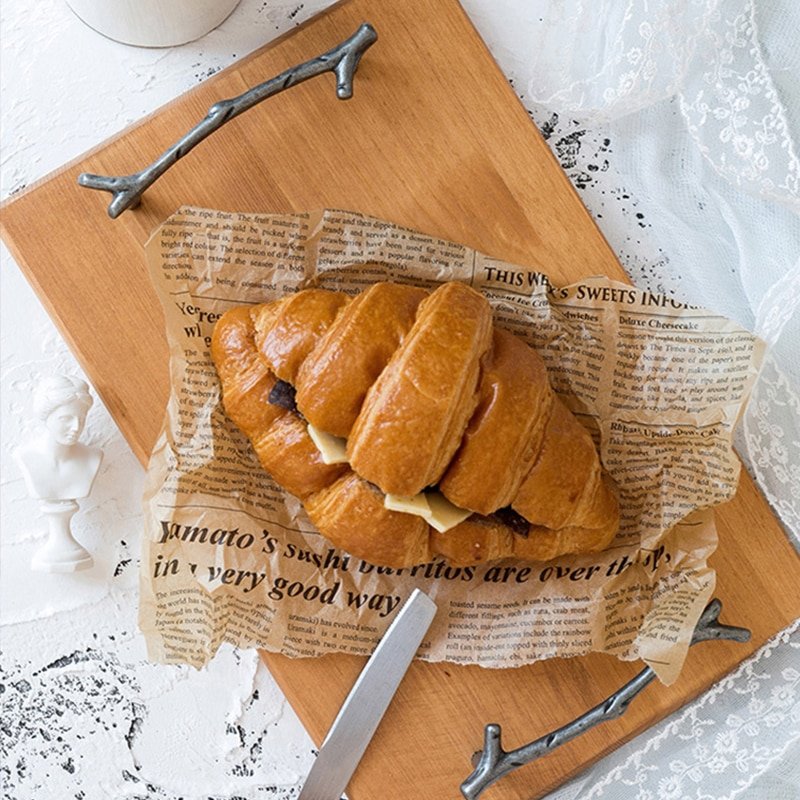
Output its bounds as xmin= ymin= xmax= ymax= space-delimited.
xmin=14 ymin=375 xmax=103 ymax=572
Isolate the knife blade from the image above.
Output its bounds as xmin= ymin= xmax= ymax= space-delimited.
xmin=297 ymin=588 xmax=438 ymax=800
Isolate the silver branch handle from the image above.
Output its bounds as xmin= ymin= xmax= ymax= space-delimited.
xmin=78 ymin=22 xmax=378 ymax=218
xmin=460 ymin=599 xmax=750 ymax=800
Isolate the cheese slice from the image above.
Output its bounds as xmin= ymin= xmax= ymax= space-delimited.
xmin=384 ymin=490 xmax=472 ymax=533
xmin=425 ymin=491 xmax=473 ymax=533
xmin=307 ymin=423 xmax=349 ymax=465
xmin=385 ymin=492 xmax=432 ymax=518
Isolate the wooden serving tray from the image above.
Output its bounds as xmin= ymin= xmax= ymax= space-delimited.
xmin=2 ymin=1 xmax=798 ymax=798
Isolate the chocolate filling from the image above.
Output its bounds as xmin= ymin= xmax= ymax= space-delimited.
xmin=490 ymin=506 xmax=530 ymax=538
xmin=268 ymin=379 xmax=298 ymax=413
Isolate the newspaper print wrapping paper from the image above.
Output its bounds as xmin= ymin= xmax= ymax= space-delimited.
xmin=139 ymin=206 xmax=764 ymax=685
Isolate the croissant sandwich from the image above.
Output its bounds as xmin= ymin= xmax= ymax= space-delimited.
xmin=211 ymin=280 xmax=619 ymax=568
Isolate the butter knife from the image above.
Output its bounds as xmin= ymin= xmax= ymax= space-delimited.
xmin=298 ymin=588 xmax=438 ymax=800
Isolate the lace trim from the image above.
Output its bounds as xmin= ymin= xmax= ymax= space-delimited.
xmin=741 ymin=354 xmax=800 ymax=545
xmin=680 ymin=1 xmax=800 ymax=209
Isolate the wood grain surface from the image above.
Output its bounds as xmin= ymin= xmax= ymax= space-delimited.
xmin=2 ymin=1 xmax=798 ymax=798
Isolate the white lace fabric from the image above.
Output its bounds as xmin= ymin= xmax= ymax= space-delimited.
xmin=548 ymin=619 xmax=800 ymax=800
xmin=460 ymin=1 xmax=800 ymax=796
xmin=503 ymin=0 xmax=800 ymax=544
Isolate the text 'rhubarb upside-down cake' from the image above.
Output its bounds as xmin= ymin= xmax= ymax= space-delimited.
xmin=211 ymin=279 xmax=619 ymax=568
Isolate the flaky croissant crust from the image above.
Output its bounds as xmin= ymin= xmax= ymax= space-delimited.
xmin=211 ymin=280 xmax=619 ymax=567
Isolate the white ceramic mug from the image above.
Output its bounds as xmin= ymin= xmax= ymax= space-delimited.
xmin=66 ymin=0 xmax=241 ymax=47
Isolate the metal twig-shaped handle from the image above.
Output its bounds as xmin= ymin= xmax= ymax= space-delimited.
xmin=78 ymin=22 xmax=378 ymax=218
xmin=460 ymin=600 xmax=750 ymax=800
